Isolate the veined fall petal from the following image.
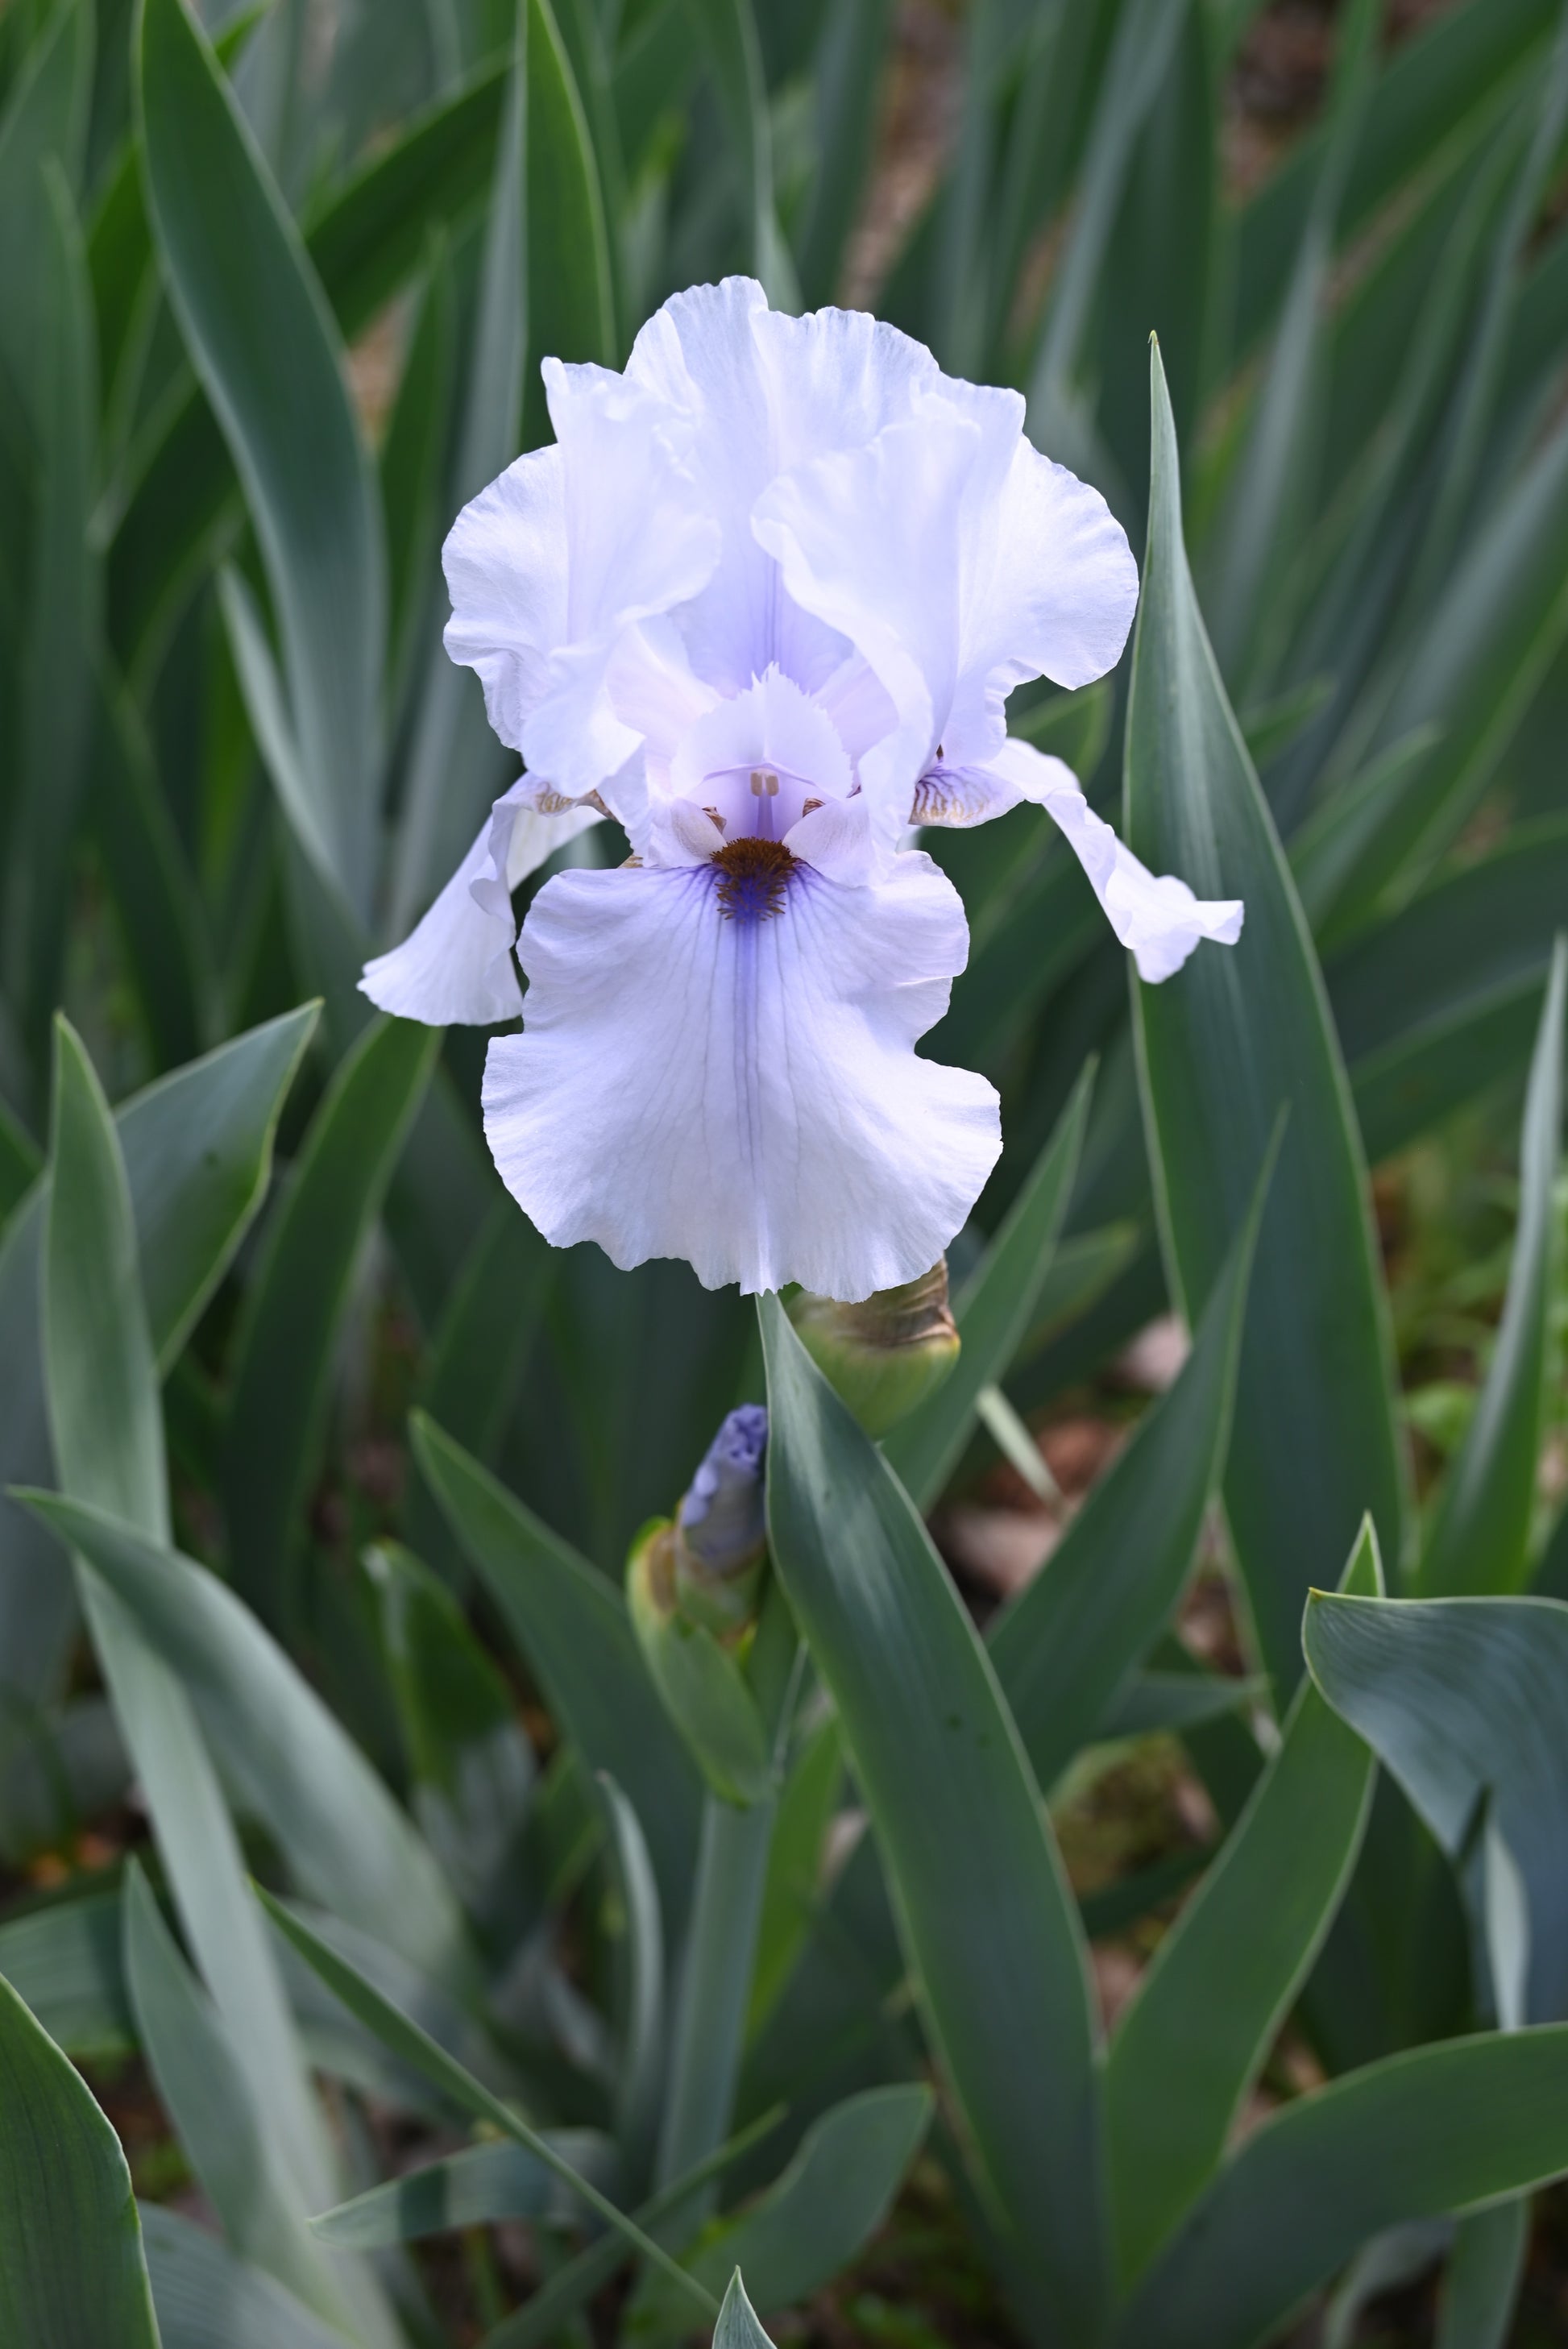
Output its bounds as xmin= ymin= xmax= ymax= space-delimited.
xmin=482 ymin=849 xmax=998 ymax=1301
xmin=361 ymin=276 xmax=1243 ymax=1298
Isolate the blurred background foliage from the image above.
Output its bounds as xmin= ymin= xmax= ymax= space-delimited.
xmin=2 ymin=0 xmax=1568 ymax=2342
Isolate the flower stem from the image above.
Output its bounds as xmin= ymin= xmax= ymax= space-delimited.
xmin=655 ymin=1789 xmax=776 ymax=2206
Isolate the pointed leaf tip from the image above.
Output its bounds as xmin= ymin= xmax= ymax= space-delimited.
xmin=716 ymin=2269 xmax=778 ymax=2349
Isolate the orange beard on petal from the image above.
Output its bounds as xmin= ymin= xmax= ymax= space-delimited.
xmin=711 ymin=836 xmax=799 ymax=921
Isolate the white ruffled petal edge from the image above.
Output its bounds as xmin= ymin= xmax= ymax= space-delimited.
xmin=359 ymin=779 xmax=603 ymax=1027
xmin=442 ymin=361 xmax=721 ymax=799
xmin=952 ymin=738 xmax=1244 ymax=983
xmin=751 ymin=399 xmax=1139 ymax=813
xmin=483 ymin=849 xmax=1000 ymax=1299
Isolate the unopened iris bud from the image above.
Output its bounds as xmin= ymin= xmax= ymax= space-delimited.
xmin=626 ymin=1406 xmax=774 ymax=1804
xmin=786 ymin=1259 xmax=960 ymax=1436
xmin=668 ymin=1404 xmax=769 ymax=1633
xmin=678 ymin=1404 xmax=767 ymax=1573
xmin=626 ymin=1404 xmax=769 ymax=1651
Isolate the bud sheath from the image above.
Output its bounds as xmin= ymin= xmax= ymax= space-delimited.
xmin=786 ymin=1259 xmax=960 ymax=1435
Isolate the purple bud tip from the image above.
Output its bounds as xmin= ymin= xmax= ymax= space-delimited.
xmin=678 ymin=1405 xmax=769 ymax=1575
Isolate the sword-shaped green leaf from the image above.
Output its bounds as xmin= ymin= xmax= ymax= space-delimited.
xmin=390 ymin=1 xmax=529 ymax=934
xmin=645 ymin=2085 xmax=932 ymax=2323
xmin=1419 ymin=938 xmax=1565 ymax=1595
xmin=1127 ymin=338 xmax=1406 ymax=1688
xmin=1114 ymin=2023 xmax=1568 ymax=2349
xmin=715 ymin=2271 xmax=777 ymax=2349
xmin=469 ymin=2112 xmax=786 ymax=2349
xmin=141 ymin=2205 xmax=360 ymax=2349
xmin=412 ymin=1411 xmax=702 ymax=1927
xmin=309 ymin=2131 xmax=614 ymax=2247
xmin=0 ymin=1892 xmax=131 ymax=2058
xmin=1305 ymin=1589 xmax=1568 ymax=2024
xmin=121 ymin=1861 xmax=342 ymax=2322
xmin=1105 ymin=1521 xmax=1382 ymax=2288
xmin=138 ymin=0 xmax=386 ymax=915
xmin=988 ymin=1156 xmax=1263 ymax=1794
xmin=367 ymin=1538 xmax=537 ymax=1940
xmin=122 ymin=1006 xmax=319 ymax=1369
xmin=110 ymin=56 xmax=507 ymax=672
xmin=222 ymin=1014 xmax=437 ymax=1629
xmin=1234 ymin=0 xmax=1559 ymax=352
xmin=682 ymin=0 xmax=796 ymax=306
xmin=522 ymin=0 xmax=614 ymax=440
xmin=1329 ymin=817 xmax=1568 ymax=1162
xmin=4 ymin=164 xmax=97 ymax=1062
xmin=0 ymin=1972 xmax=160 ymax=2348
xmin=1436 ymin=2202 xmax=1529 ymax=2349
xmin=40 ymin=1019 xmax=338 ymax=2219
xmin=760 ymin=1295 xmax=1105 ymax=2347
xmin=21 ymin=1495 xmax=472 ymax=1995
xmin=259 ymin=1889 xmax=720 ymax=2322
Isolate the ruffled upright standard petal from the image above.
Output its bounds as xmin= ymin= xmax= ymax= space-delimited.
xmin=627 ymin=282 xmax=942 ymax=699
xmin=444 ymin=360 xmax=720 ymax=797
xmin=753 ymin=411 xmax=985 ymax=857
xmin=442 ymin=446 xmax=569 ymax=753
xmin=943 ymin=442 xmax=1139 ymax=760
xmin=981 ymin=738 xmax=1244 ymax=982
xmin=359 ymin=779 xmax=601 ymax=1027
xmin=483 ymin=853 xmax=1000 ymax=1299
xmin=753 ymin=386 xmax=1138 ymax=793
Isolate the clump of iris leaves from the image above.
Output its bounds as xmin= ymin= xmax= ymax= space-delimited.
xmin=2 ymin=2 xmax=1568 ymax=2347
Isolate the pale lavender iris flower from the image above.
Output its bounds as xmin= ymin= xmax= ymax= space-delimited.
xmin=362 ymin=278 xmax=1242 ymax=1301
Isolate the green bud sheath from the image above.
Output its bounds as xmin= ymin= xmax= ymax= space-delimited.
xmin=627 ymin=1524 xmax=772 ymax=1807
xmin=786 ymin=1259 xmax=960 ymax=1436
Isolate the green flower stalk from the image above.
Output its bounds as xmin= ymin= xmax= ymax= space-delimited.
xmin=625 ymin=1409 xmax=782 ymax=2210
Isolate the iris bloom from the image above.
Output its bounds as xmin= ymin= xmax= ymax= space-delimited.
xmin=363 ymin=279 xmax=1241 ymax=1301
